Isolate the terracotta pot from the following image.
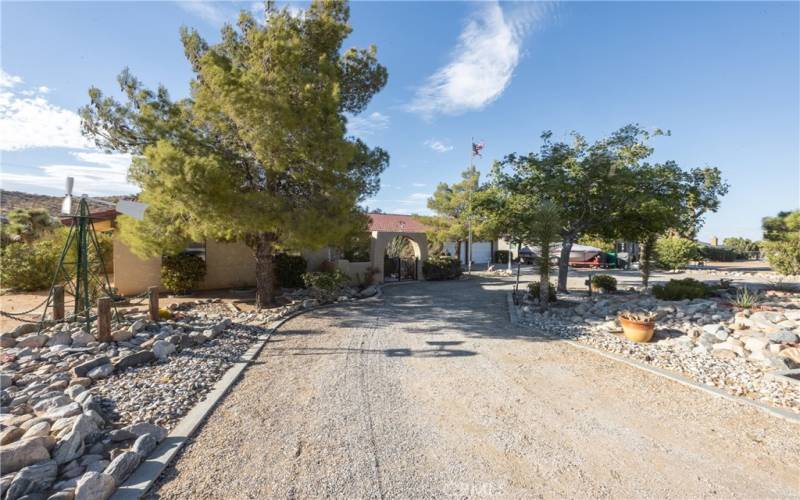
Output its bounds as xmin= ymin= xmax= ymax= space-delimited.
xmin=618 ymin=315 xmax=655 ymax=343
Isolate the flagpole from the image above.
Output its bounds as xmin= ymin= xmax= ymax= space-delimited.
xmin=467 ymin=137 xmax=473 ymax=276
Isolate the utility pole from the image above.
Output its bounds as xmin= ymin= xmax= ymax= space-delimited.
xmin=467 ymin=137 xmax=473 ymax=276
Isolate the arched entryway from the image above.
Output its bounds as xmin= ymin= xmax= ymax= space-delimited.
xmin=371 ymin=231 xmax=428 ymax=282
xmin=383 ymin=235 xmax=420 ymax=281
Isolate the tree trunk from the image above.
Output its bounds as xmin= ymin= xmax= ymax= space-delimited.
xmin=557 ymin=239 xmax=573 ymax=293
xmin=539 ymin=244 xmax=551 ymax=311
xmin=640 ymin=235 xmax=656 ymax=289
xmin=250 ymin=232 xmax=277 ymax=309
xmin=455 ymin=240 xmax=462 ymax=264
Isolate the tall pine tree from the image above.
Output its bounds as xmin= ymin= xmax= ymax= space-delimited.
xmin=81 ymin=1 xmax=389 ymax=307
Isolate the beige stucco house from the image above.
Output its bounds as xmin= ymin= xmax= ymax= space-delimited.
xmin=112 ymin=213 xmax=428 ymax=295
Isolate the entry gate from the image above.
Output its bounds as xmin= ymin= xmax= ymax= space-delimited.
xmin=384 ymin=256 xmax=418 ymax=281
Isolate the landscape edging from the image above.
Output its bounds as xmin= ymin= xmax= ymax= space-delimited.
xmin=111 ymin=289 xmax=383 ymax=499
xmin=505 ymin=292 xmax=800 ymax=425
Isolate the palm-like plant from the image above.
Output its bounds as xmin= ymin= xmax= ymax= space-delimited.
xmin=526 ymin=199 xmax=562 ymax=311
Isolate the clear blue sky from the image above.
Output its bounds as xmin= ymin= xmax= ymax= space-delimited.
xmin=1 ymin=1 xmax=798 ymax=242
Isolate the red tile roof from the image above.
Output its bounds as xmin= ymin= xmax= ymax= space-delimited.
xmin=367 ymin=213 xmax=429 ymax=233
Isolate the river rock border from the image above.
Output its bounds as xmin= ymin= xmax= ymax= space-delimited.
xmin=506 ymin=292 xmax=800 ymax=425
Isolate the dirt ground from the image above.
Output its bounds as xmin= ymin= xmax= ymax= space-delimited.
xmin=151 ymin=277 xmax=800 ymax=499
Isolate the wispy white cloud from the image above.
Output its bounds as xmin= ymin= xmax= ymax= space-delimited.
xmin=177 ymin=0 xmax=234 ymax=26
xmin=1 ymin=151 xmax=136 ymax=196
xmin=366 ymin=191 xmax=433 ymax=215
xmin=424 ymin=139 xmax=453 ymax=153
xmin=408 ymin=1 xmax=549 ymax=117
xmin=0 ymin=69 xmax=137 ymax=195
xmin=412 ymin=182 xmax=427 ymax=187
xmin=347 ymin=111 xmax=390 ymax=137
xmin=0 ymin=70 xmax=23 ymax=88
xmin=0 ymin=72 xmax=91 ymax=151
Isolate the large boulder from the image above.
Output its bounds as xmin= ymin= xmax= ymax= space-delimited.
xmin=53 ymin=430 xmax=85 ymax=465
xmin=113 ymin=351 xmax=155 ymax=371
xmin=103 ymin=451 xmax=140 ymax=486
xmin=70 ymin=357 xmax=110 ymax=378
xmin=74 ymin=472 xmax=115 ymax=500
xmin=47 ymin=331 xmax=72 ymax=347
xmin=0 ymin=437 xmax=51 ymax=473
xmin=152 ymin=340 xmax=175 ymax=361
xmin=767 ymin=331 xmax=799 ymax=344
xmin=122 ymin=422 xmax=167 ymax=442
xmin=4 ymin=459 xmax=58 ymax=499
xmin=70 ymin=331 xmax=94 ymax=347
xmin=17 ymin=335 xmax=48 ymax=348
xmin=131 ymin=433 xmax=157 ymax=458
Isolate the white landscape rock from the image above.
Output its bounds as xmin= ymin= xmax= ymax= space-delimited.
xmin=152 ymin=340 xmax=176 ymax=361
xmin=74 ymin=472 xmax=116 ymax=500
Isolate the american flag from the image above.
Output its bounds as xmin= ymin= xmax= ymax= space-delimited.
xmin=471 ymin=141 xmax=485 ymax=158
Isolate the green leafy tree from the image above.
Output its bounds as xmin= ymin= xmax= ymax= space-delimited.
xmin=722 ymin=237 xmax=759 ymax=258
xmin=655 ymin=236 xmax=699 ymax=270
xmin=424 ymin=166 xmax=492 ymax=263
xmin=80 ymin=1 xmax=388 ymax=307
xmin=493 ymin=125 xmax=664 ymax=292
xmin=761 ymin=210 xmax=800 ymax=275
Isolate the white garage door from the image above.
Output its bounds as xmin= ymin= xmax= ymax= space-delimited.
xmin=443 ymin=241 xmax=493 ymax=263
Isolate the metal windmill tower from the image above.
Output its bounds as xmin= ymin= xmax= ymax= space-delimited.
xmin=38 ymin=177 xmax=148 ymax=333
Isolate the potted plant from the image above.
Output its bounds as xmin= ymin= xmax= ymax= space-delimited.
xmin=618 ymin=310 xmax=656 ymax=343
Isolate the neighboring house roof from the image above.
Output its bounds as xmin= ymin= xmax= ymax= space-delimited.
xmin=60 ymin=209 xmax=118 ymax=227
xmin=368 ymin=213 xmax=429 ymax=233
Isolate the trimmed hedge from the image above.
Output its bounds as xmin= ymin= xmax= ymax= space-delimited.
xmin=652 ymin=278 xmax=711 ymax=301
xmin=161 ymin=253 xmax=206 ymax=294
xmin=423 ymin=256 xmax=462 ymax=280
xmin=274 ymin=253 xmax=307 ymax=288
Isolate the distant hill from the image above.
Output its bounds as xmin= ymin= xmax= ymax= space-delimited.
xmin=0 ymin=190 xmax=129 ymax=217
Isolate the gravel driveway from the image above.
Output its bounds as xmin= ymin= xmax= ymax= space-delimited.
xmin=152 ymin=277 xmax=800 ymax=498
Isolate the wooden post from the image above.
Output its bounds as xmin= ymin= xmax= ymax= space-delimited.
xmin=148 ymin=286 xmax=160 ymax=322
xmin=53 ymin=285 xmax=65 ymax=321
xmin=97 ymin=297 xmax=111 ymax=342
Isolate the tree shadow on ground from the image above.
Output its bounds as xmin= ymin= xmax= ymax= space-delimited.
xmin=316 ymin=277 xmax=560 ymax=344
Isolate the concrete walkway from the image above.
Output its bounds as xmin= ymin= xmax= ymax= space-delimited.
xmin=152 ymin=277 xmax=800 ymax=498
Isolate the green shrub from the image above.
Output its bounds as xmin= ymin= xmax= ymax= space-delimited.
xmin=317 ymin=260 xmax=337 ymax=273
xmin=591 ymin=274 xmax=617 ymax=292
xmin=652 ymin=278 xmax=711 ymax=301
xmin=0 ymin=238 xmax=61 ymax=291
xmin=274 ymin=253 xmax=307 ymax=288
xmin=494 ymin=250 xmax=511 ymax=264
xmin=699 ymin=245 xmax=738 ymax=262
xmin=763 ymin=240 xmax=800 ymax=275
xmin=302 ymin=269 xmax=349 ymax=297
xmin=527 ymin=281 xmax=556 ymax=302
xmin=161 ymin=253 xmax=206 ymax=294
xmin=422 ymin=256 xmax=462 ymax=280
xmin=655 ymin=237 xmax=699 ymax=270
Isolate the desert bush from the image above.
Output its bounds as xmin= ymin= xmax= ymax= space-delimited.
xmin=0 ymin=238 xmax=61 ymax=290
xmin=730 ymin=286 xmax=763 ymax=309
xmin=161 ymin=253 xmax=206 ymax=294
xmin=422 ymin=256 xmax=462 ymax=280
xmin=762 ymin=240 xmax=800 ymax=276
xmin=591 ymin=274 xmax=617 ymax=292
xmin=655 ymin=237 xmax=699 ymax=270
xmin=652 ymin=278 xmax=711 ymax=301
xmin=303 ymin=269 xmax=349 ymax=294
xmin=494 ymin=250 xmax=511 ymax=264
xmin=527 ymin=281 xmax=556 ymax=302
xmin=698 ymin=245 xmax=737 ymax=262
xmin=274 ymin=253 xmax=307 ymax=288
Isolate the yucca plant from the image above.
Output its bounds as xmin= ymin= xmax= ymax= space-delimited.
xmin=730 ymin=286 xmax=763 ymax=309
